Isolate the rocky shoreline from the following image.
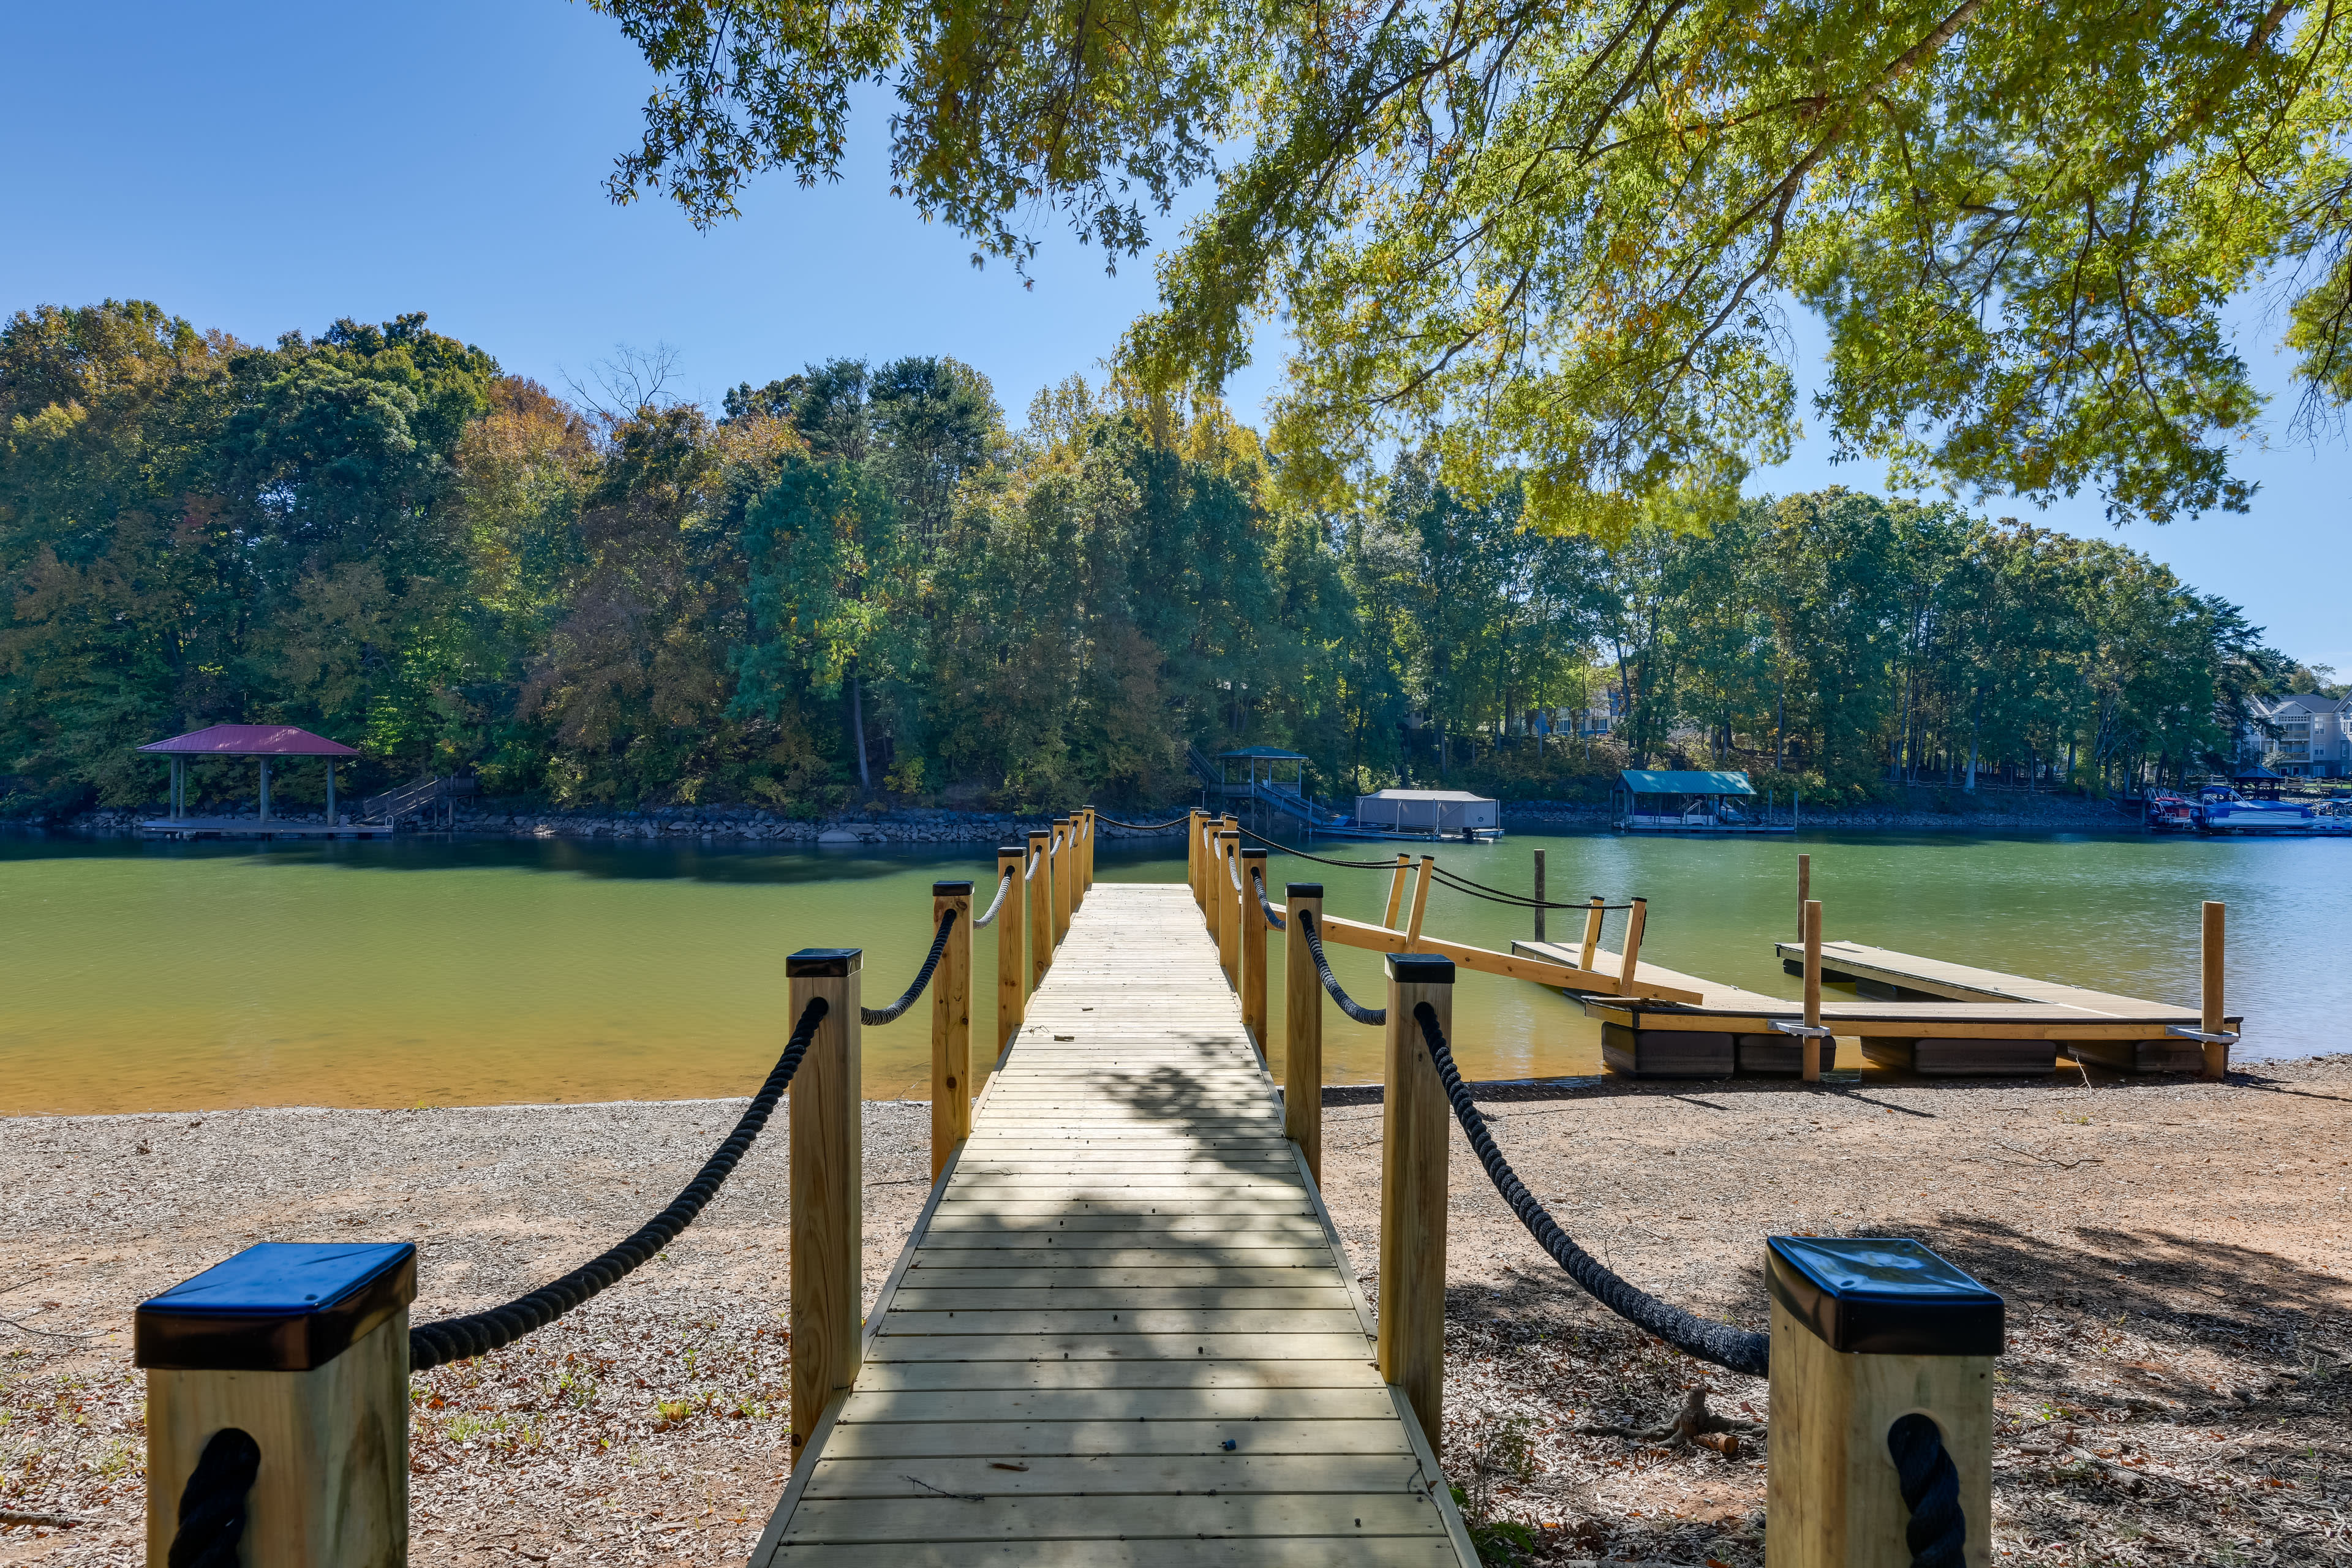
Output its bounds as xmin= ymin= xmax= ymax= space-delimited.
xmin=49 ymin=791 xmax=2149 ymax=843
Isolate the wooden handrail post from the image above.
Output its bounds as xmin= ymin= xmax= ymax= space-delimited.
xmin=1188 ymin=810 xmax=1207 ymax=911
xmin=930 ymin=881 xmax=973 ymax=1178
xmin=1050 ymin=818 xmax=1072 ymax=945
xmin=1797 ymin=852 xmax=1811 ymax=942
xmin=1532 ymin=848 xmax=1546 ymax=941
xmin=995 ymin=845 xmax=1025 ymax=1055
xmin=1578 ymin=894 xmax=1604 ymax=972
xmin=2201 ymin=900 xmax=2227 ymax=1080
xmin=1082 ymin=806 xmax=1097 ymax=894
xmin=1027 ymin=829 xmax=1052 ymax=988
xmin=1765 ymin=1235 xmax=1999 ymax=1567
xmin=1379 ymin=952 xmax=1455 ymax=1455
xmin=1068 ymin=811 xmax=1087 ymax=912
xmin=1803 ymin=899 xmax=1823 ymax=1082
xmin=1240 ymin=847 xmax=1270 ymax=1058
xmin=1215 ymin=831 xmax=1242 ymax=987
xmin=786 ymin=948 xmax=862 ymax=1469
xmin=1202 ymin=823 xmax=1225 ymax=948
xmin=1404 ymin=854 xmax=1436 ymax=943
xmin=1382 ymin=852 xmax=1410 ymax=928
xmin=1284 ymin=883 xmax=1324 ymax=1182
xmin=1618 ymin=896 xmax=1648 ymax=994
xmin=139 ymin=1242 xmax=415 ymax=1565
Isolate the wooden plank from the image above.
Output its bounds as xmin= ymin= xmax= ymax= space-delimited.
xmin=1322 ymin=913 xmax=1704 ymax=1004
xmin=803 ymin=1453 xmax=1428 ymax=1495
xmin=906 ymin=1248 xmax=1340 ymax=1268
xmin=854 ymin=1360 xmax=1387 ymax=1392
xmin=836 ymin=1385 xmax=1401 ymax=1422
xmin=878 ymin=1309 xmax=1371 ymax=1335
xmin=766 ymin=1536 xmax=1464 ymax=1566
xmin=861 ymin=1332 xmax=1379 ymax=1364
xmin=808 ymin=1418 xmax=1419 ymax=1460
xmin=907 ymin=1267 xmax=1347 ymax=1288
xmin=780 ymin=1492 xmax=1450 ymax=1543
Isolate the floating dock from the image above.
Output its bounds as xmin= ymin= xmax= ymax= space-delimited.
xmin=138 ymin=816 xmax=398 ymax=840
xmin=1510 ymin=938 xmax=2237 ymax=1078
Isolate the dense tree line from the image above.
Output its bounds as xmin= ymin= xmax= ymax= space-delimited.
xmin=0 ymin=301 xmax=2294 ymax=818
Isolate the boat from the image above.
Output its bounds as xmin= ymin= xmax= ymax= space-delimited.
xmin=2195 ymin=783 xmax=2313 ymax=834
xmin=2144 ymin=792 xmax=2199 ymax=832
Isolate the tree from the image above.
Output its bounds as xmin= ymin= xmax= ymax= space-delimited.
xmin=588 ymin=1 xmax=2352 ymax=532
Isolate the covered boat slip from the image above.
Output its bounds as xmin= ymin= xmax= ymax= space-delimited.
xmin=1510 ymin=937 xmax=2234 ymax=1077
xmin=752 ymin=883 xmax=1475 ymax=1567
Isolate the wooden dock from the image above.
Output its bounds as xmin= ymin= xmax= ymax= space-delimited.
xmin=752 ymin=882 xmax=1476 ymax=1567
xmin=1511 ymin=937 xmax=2237 ymax=1077
xmin=138 ymin=816 xmax=397 ymax=839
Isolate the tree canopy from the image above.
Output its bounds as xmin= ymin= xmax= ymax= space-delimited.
xmin=588 ymin=1 xmax=2351 ymax=535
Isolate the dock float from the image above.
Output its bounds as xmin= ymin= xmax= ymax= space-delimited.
xmin=752 ymin=882 xmax=1476 ymax=1567
xmin=1511 ymin=937 xmax=2239 ymax=1079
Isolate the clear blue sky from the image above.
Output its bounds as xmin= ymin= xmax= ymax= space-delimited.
xmin=6 ymin=1 xmax=2343 ymax=668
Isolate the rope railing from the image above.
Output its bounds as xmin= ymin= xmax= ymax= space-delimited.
xmin=1250 ymin=868 xmax=1286 ymax=930
xmin=409 ymin=995 xmax=830 ymax=1372
xmin=1412 ymin=1001 xmax=1771 ymax=1377
xmin=861 ymin=908 xmax=958 ymax=1025
xmin=1091 ymin=812 xmax=1192 ymax=831
xmin=1888 ymin=1412 xmax=1968 ymax=1567
xmin=1227 ymin=848 xmax=1243 ymax=891
xmin=1295 ymin=910 xmax=1384 ymax=1024
xmin=971 ymin=869 xmax=1013 ymax=927
xmin=168 ymin=1426 xmax=259 ymax=1568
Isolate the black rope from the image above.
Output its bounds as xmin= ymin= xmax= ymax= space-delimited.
xmin=1888 ymin=1414 xmax=1967 ymax=1567
xmin=971 ymin=870 xmax=1012 ymax=928
xmin=1295 ymin=910 xmax=1385 ymax=1024
xmin=1250 ymin=869 xmax=1286 ymax=930
xmin=861 ymin=908 xmax=958 ymax=1025
xmin=409 ymin=996 xmax=829 ymax=1372
xmin=1426 ymin=863 xmax=1636 ymax=911
xmin=1091 ymin=812 xmax=1191 ymax=831
xmin=168 ymin=1427 xmax=258 ymax=1568
xmin=1414 ymin=1003 xmax=1771 ymax=1376
xmin=1231 ymin=824 xmax=1403 ymax=869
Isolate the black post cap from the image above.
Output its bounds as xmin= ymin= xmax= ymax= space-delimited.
xmin=1385 ymin=952 xmax=1456 ymax=984
xmin=1766 ymin=1236 xmax=2004 ymax=1356
xmin=1240 ymin=846 xmax=1268 ymax=860
xmin=786 ymin=948 xmax=864 ymax=977
xmin=1286 ymin=882 xmax=1324 ymax=899
xmin=998 ymin=843 xmax=1025 ymax=856
xmin=933 ymin=880 xmax=974 ymax=894
xmin=137 ymin=1242 xmax=417 ymax=1372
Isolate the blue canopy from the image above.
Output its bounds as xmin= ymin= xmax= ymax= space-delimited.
xmin=1619 ymin=769 xmax=1755 ymax=796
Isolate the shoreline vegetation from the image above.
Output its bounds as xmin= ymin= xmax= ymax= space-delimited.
xmin=2 ymin=303 xmax=2320 ymax=840
xmin=3 ymin=1058 xmax=2345 ymax=1566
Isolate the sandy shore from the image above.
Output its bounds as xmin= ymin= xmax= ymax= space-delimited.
xmin=3 ymin=1058 xmax=2348 ymax=1566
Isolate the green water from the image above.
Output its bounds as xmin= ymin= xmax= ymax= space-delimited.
xmin=0 ymin=829 xmax=2332 ymax=1114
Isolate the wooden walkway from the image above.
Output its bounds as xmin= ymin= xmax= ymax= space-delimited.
xmin=752 ymin=882 xmax=1476 ymax=1566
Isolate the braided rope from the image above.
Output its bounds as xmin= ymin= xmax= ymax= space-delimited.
xmin=1295 ymin=910 xmax=1385 ymax=1025
xmin=1414 ymin=1003 xmax=1771 ymax=1377
xmin=168 ymin=1427 xmax=258 ymax=1568
xmin=409 ymin=997 xmax=829 ymax=1371
xmin=1888 ymin=1414 xmax=1968 ymax=1567
xmin=971 ymin=870 xmax=1012 ymax=928
xmin=1091 ymin=812 xmax=1191 ymax=831
xmin=861 ymin=908 xmax=958 ymax=1025
xmin=1227 ymin=850 xmax=1243 ymax=891
xmin=1250 ymin=869 xmax=1286 ymax=930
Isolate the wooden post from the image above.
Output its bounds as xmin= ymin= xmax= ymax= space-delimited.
xmin=1215 ymin=831 xmax=1242 ymax=988
xmin=1082 ymin=807 xmax=1098 ymax=894
xmin=1803 ymin=899 xmax=1823 ymax=1082
xmin=1404 ymin=854 xmax=1436 ymax=943
xmin=1378 ymin=953 xmax=1455 ymax=1456
xmin=1202 ymin=820 xmax=1225 ymax=948
xmin=1765 ymin=1235 xmax=2000 ymax=1568
xmin=325 ymin=761 xmax=335 ymax=826
xmin=1240 ymin=847 xmax=1270 ymax=1058
xmin=139 ymin=1242 xmax=415 ymax=1566
xmin=2201 ymin=900 xmax=2227 ymax=1080
xmin=1284 ymin=883 xmax=1324 ymax=1182
xmin=1382 ymin=852 xmax=1411 ymax=928
xmin=1188 ymin=809 xmax=1206 ymax=910
xmin=1797 ymin=853 xmax=1811 ymax=941
xmin=1051 ymin=818 xmax=1072 ymax=944
xmin=1618 ymin=896 xmax=1647 ymax=994
xmin=1532 ymin=848 xmax=1546 ymax=941
xmin=1068 ymin=811 xmax=1087 ymax=912
xmin=995 ymin=845 xmax=1025 ymax=1056
xmin=1578 ymin=894 xmax=1604 ymax=973
xmin=1027 ymin=829 xmax=1052 ymax=989
xmin=788 ymin=948 xmax=862 ymax=1468
xmin=930 ymin=881 xmax=973 ymax=1179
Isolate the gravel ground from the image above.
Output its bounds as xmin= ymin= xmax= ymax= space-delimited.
xmin=3 ymin=1057 xmax=2347 ymax=1566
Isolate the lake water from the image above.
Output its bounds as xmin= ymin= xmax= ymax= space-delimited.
xmin=1 ymin=829 xmax=2337 ymax=1115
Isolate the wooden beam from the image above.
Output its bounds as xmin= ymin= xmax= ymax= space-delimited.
xmin=1315 ymin=912 xmax=1704 ymax=1004
xmin=931 ymin=882 xmax=973 ymax=1178
xmin=1378 ymin=954 xmax=1453 ymax=1458
xmin=1284 ymin=884 xmax=1324 ymax=1183
xmin=1026 ymin=830 xmax=1052 ymax=988
xmin=788 ymin=949 xmax=862 ymax=1469
xmin=1579 ymin=894 xmax=1604 ymax=972
xmin=2201 ymin=900 xmax=2227 ymax=1080
xmin=1803 ymin=898 xmax=1823 ymax=1082
xmin=1404 ymin=856 xmax=1436 ymax=943
xmin=1240 ymin=848 xmax=1270 ymax=1058
xmin=994 ymin=846 xmax=1024 ymax=1057
xmin=1382 ymin=853 xmax=1409 ymax=928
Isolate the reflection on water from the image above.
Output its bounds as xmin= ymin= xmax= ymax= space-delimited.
xmin=1 ymin=828 xmax=2336 ymax=1114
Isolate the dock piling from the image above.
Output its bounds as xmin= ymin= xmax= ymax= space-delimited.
xmin=1797 ymin=852 xmax=1811 ymax=941
xmin=1050 ymin=819 xmax=1072 ymax=945
xmin=995 ymin=845 xmax=1025 ymax=1055
xmin=1379 ymin=952 xmax=1455 ymax=1457
xmin=1803 ymin=899 xmax=1824 ymax=1082
xmin=1532 ymin=849 xmax=1545 ymax=941
xmin=930 ymin=883 xmax=973 ymax=1178
xmin=1284 ymin=883 xmax=1324 ymax=1181
xmin=1186 ymin=810 xmax=1206 ymax=910
xmin=1027 ymin=829 xmax=1052 ymax=988
xmin=1240 ymin=846 xmax=1270 ymax=1057
xmin=786 ymin=948 xmax=862 ymax=1468
xmin=2201 ymin=900 xmax=2227 ymax=1080
xmin=1215 ymin=830 xmax=1242 ymax=986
